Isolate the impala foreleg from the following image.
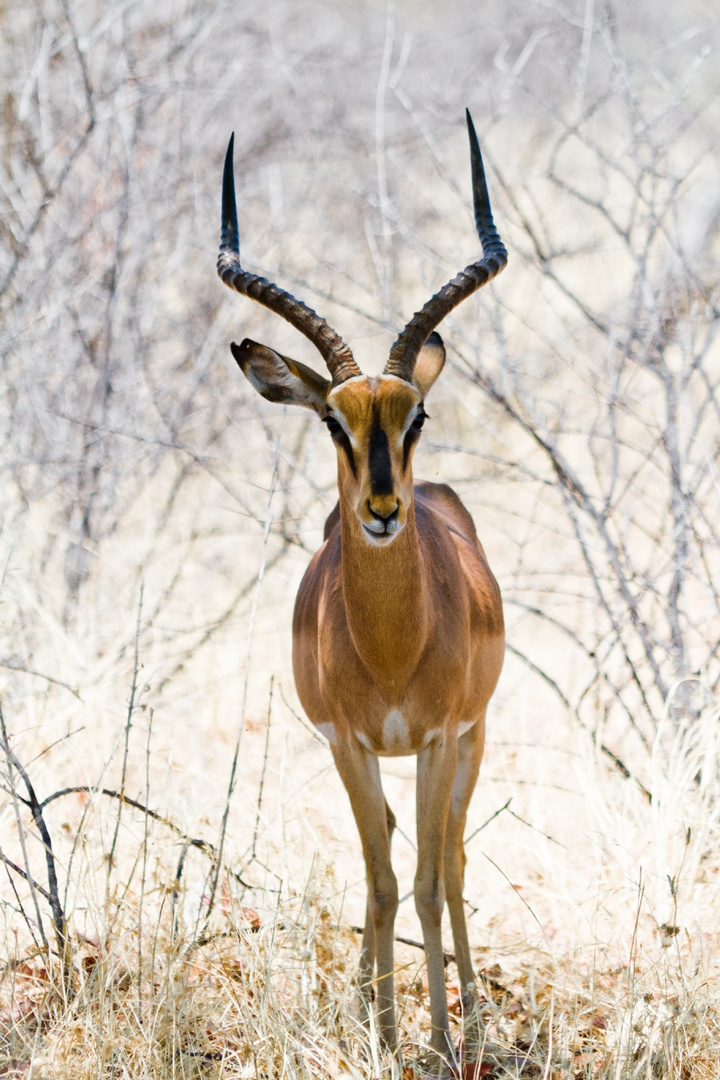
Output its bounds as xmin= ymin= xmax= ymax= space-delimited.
xmin=415 ymin=734 xmax=459 ymax=1058
xmin=332 ymin=740 xmax=399 ymax=1051
xmin=359 ymin=799 xmax=396 ymax=1009
xmin=444 ymin=717 xmax=485 ymax=1017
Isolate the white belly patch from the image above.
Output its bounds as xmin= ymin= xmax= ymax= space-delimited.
xmin=355 ymin=709 xmax=412 ymax=754
xmin=383 ymin=709 xmax=411 ymax=751
xmin=353 ymin=715 xmax=477 ymax=755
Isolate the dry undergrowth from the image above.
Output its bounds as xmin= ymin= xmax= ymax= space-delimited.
xmin=2 ymin=702 xmax=720 ymax=1079
xmin=1 ymin=869 xmax=719 ymax=1079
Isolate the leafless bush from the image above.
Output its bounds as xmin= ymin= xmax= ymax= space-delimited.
xmin=2 ymin=1 xmax=717 ymax=756
xmin=1 ymin=0 xmax=720 ymax=1074
xmin=439 ymin=5 xmax=720 ymax=774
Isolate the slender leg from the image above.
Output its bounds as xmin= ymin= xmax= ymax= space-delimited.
xmin=444 ymin=716 xmax=485 ymax=1014
xmin=332 ymin=739 xmax=399 ymax=1051
xmin=415 ymin=733 xmax=458 ymax=1057
xmin=359 ymin=799 xmax=396 ymax=1008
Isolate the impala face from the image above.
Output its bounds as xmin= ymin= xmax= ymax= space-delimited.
xmin=231 ymin=333 xmax=447 ymax=547
xmin=325 ymin=376 xmax=424 ymax=545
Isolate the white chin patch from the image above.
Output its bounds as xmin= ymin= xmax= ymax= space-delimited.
xmin=361 ymin=524 xmax=402 ymax=546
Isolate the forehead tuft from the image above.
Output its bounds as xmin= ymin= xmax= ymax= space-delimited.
xmin=329 ymin=374 xmax=420 ymax=429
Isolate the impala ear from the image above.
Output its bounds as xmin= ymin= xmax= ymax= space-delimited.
xmin=231 ymin=339 xmax=331 ymax=412
xmin=413 ymin=332 xmax=446 ymax=398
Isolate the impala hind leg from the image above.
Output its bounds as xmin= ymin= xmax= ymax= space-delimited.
xmin=444 ymin=716 xmax=486 ymax=1023
xmin=415 ymin=734 xmax=459 ymax=1058
xmin=332 ymin=740 xmax=399 ymax=1051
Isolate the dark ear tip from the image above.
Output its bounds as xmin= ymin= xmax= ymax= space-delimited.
xmin=231 ymin=337 xmax=263 ymax=371
xmin=230 ymin=340 xmax=249 ymax=369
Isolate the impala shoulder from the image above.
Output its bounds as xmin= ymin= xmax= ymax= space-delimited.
xmin=294 ymin=532 xmax=340 ymax=626
xmin=414 ymin=480 xmax=479 ymax=547
xmin=323 ymin=501 xmax=341 ymax=542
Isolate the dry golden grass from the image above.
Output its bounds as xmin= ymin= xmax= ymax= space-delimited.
xmin=2 ymin=687 xmax=719 ymax=1077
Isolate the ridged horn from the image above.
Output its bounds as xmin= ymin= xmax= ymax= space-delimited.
xmin=384 ymin=110 xmax=507 ymax=382
xmin=217 ymin=133 xmax=361 ymax=385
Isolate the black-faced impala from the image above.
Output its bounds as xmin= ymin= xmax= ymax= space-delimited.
xmin=217 ymin=112 xmax=507 ymax=1060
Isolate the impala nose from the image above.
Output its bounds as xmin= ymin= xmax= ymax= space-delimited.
xmin=368 ymin=502 xmax=399 ymax=524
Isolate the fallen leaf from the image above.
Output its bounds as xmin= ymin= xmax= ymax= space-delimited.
xmin=240 ymin=907 xmax=262 ymax=929
xmin=221 ymin=957 xmax=249 ymax=981
xmin=659 ymin=923 xmax=680 ymax=947
xmin=457 ymin=1062 xmax=492 ymax=1079
xmin=0 ymin=1060 xmax=31 ymax=1077
xmin=480 ymin=963 xmax=502 ymax=980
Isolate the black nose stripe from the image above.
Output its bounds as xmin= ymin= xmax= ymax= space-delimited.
xmin=368 ymin=414 xmax=393 ymax=496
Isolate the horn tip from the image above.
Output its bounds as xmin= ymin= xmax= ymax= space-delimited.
xmin=220 ymin=131 xmax=240 ymax=257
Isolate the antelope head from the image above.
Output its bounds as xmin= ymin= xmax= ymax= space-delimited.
xmin=217 ymin=113 xmax=507 ymax=546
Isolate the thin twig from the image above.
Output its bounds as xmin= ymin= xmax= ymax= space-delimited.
xmin=108 ymin=583 xmax=144 ymax=876
xmin=38 ymin=785 xmax=251 ymax=888
xmin=464 ymin=798 xmax=513 ymax=846
xmin=350 ymin=926 xmax=454 ymax=968
xmin=0 ymin=708 xmax=70 ymax=979
xmin=138 ymin=707 xmax=153 ymax=1019
xmin=250 ymin=678 xmax=274 ymax=864
xmin=1 ymin=708 xmax=49 ymax=952
xmin=0 ymin=663 xmax=80 ymax=699
xmin=0 ymin=851 xmax=52 ymax=903
xmin=2 ymin=858 xmax=44 ymax=950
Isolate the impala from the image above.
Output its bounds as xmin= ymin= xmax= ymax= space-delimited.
xmin=217 ymin=112 xmax=507 ymax=1058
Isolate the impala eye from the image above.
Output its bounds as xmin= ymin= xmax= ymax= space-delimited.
xmin=323 ymin=415 xmax=342 ymax=437
xmin=411 ymin=410 xmax=427 ymax=432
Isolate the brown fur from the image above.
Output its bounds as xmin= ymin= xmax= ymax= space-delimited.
xmin=235 ymin=341 xmax=504 ymax=1057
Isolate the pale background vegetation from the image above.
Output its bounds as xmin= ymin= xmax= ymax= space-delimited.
xmin=1 ymin=0 xmax=720 ymax=1076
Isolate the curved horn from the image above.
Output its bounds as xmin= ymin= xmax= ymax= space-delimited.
xmin=384 ymin=111 xmax=507 ymax=382
xmin=217 ymin=134 xmax=361 ymax=385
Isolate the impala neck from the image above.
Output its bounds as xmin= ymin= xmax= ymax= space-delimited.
xmin=339 ymin=491 xmax=429 ymax=694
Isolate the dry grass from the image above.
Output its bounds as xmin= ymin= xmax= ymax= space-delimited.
xmin=1 ymin=0 xmax=720 ymax=1075
xmin=1 ymin=688 xmax=719 ymax=1078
